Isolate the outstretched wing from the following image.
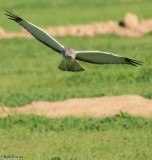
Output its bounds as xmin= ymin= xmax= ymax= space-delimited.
xmin=5 ymin=11 xmax=64 ymax=53
xmin=75 ymin=50 xmax=142 ymax=66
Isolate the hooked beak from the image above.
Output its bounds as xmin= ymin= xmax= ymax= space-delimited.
xmin=67 ymin=55 xmax=74 ymax=59
xmin=71 ymin=55 xmax=75 ymax=59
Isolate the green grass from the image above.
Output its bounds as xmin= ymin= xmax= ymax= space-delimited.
xmin=0 ymin=114 xmax=152 ymax=160
xmin=0 ymin=1 xmax=151 ymax=159
xmin=0 ymin=34 xmax=151 ymax=107
xmin=0 ymin=0 xmax=152 ymax=31
xmin=0 ymin=0 xmax=151 ymax=107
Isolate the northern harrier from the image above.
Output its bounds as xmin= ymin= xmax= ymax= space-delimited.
xmin=6 ymin=11 xmax=142 ymax=72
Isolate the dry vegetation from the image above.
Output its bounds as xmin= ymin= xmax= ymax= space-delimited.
xmin=1 ymin=13 xmax=152 ymax=39
xmin=0 ymin=95 xmax=152 ymax=118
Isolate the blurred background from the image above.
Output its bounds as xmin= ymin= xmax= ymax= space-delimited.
xmin=0 ymin=0 xmax=151 ymax=31
xmin=0 ymin=0 xmax=151 ymax=107
xmin=0 ymin=1 xmax=152 ymax=160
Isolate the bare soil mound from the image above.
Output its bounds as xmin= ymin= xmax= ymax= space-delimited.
xmin=0 ymin=95 xmax=152 ymax=118
xmin=1 ymin=12 xmax=152 ymax=39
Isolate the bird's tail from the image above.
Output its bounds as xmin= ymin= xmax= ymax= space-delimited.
xmin=58 ymin=60 xmax=84 ymax=72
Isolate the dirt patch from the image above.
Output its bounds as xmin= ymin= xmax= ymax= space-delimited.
xmin=0 ymin=95 xmax=152 ymax=118
xmin=1 ymin=12 xmax=152 ymax=39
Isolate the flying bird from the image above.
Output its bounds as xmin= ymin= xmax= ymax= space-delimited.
xmin=5 ymin=11 xmax=142 ymax=72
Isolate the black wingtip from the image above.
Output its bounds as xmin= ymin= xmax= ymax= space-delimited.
xmin=125 ymin=58 xmax=143 ymax=67
xmin=5 ymin=10 xmax=22 ymax=22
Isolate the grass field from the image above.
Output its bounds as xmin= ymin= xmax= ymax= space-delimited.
xmin=0 ymin=0 xmax=152 ymax=159
xmin=0 ymin=114 xmax=152 ymax=160
xmin=0 ymin=0 xmax=152 ymax=31
xmin=0 ymin=0 xmax=151 ymax=107
xmin=0 ymin=34 xmax=151 ymax=107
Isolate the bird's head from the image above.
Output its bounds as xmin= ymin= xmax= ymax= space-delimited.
xmin=64 ymin=47 xmax=75 ymax=59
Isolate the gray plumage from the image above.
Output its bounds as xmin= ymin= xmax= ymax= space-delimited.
xmin=5 ymin=11 xmax=142 ymax=72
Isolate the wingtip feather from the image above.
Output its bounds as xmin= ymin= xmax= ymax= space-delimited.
xmin=5 ymin=10 xmax=22 ymax=22
xmin=125 ymin=58 xmax=143 ymax=66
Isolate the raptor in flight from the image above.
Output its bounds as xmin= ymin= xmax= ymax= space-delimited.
xmin=6 ymin=11 xmax=142 ymax=72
